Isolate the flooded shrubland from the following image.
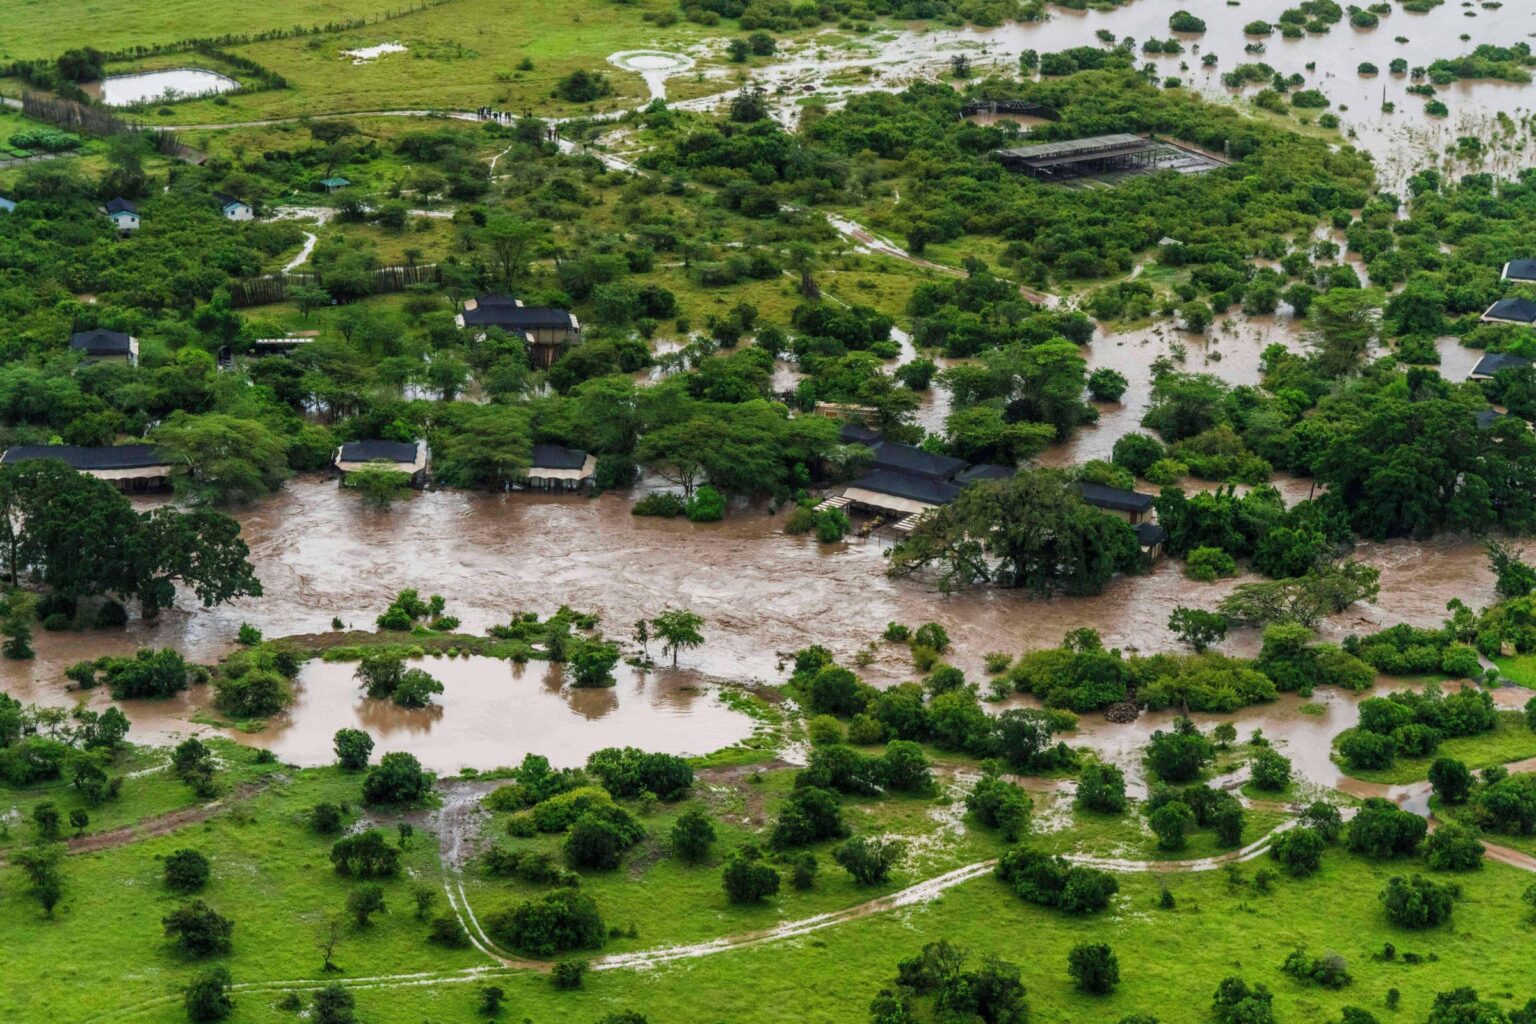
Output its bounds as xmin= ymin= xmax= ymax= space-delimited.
xmin=0 ymin=470 xmax=1505 ymax=765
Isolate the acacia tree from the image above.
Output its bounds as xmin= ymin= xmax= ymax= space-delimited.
xmin=480 ymin=215 xmax=546 ymax=282
xmin=150 ymin=413 xmax=291 ymax=506
xmin=1305 ymin=288 xmax=1381 ymax=378
xmin=1218 ymin=563 xmax=1380 ymax=627
xmin=14 ymin=842 xmax=64 ymax=916
xmin=651 ymin=609 xmax=704 ymax=668
xmin=1486 ymin=539 xmax=1536 ymax=599
xmin=343 ymin=465 xmax=411 ymax=509
xmin=890 ymin=469 xmax=1143 ymax=595
xmin=1168 ymin=606 xmax=1228 ymax=653
xmin=347 ymin=883 xmax=387 ymax=927
xmin=431 ymin=404 xmax=532 ymax=490
xmin=0 ymin=461 xmax=261 ymax=616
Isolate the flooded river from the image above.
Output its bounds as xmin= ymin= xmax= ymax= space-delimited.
xmin=0 ymin=472 xmax=1503 ymax=763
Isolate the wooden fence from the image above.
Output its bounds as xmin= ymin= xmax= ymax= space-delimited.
xmin=227 ymin=263 xmax=442 ymax=308
xmin=20 ymin=92 xmax=203 ymax=162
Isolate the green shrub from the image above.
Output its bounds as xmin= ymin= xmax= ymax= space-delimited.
xmin=484 ymin=889 xmax=605 ymax=956
xmin=1186 ymin=547 xmax=1237 ymax=581
xmin=632 ymin=492 xmax=686 ymax=517
xmin=1379 ymin=874 xmax=1456 ymax=928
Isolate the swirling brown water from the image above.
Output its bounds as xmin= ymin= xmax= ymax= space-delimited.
xmin=0 ymin=467 xmax=1503 ymax=769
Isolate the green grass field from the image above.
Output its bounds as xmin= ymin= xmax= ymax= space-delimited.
xmin=0 ymin=760 xmax=482 ymax=1022
xmin=1332 ymin=712 xmax=1536 ymax=786
xmin=1493 ymin=653 xmax=1536 ymax=689
xmin=113 ymin=0 xmax=707 ymax=126
xmin=0 ymin=0 xmax=418 ymax=60
xmin=0 ymin=741 xmax=284 ymax=854
xmin=135 ymin=853 xmax=1536 ymax=1024
xmin=1 ymin=0 xmax=727 ymax=127
xmin=463 ymin=766 xmax=1005 ymax=954
xmin=3 ymin=730 xmax=1535 ymax=1024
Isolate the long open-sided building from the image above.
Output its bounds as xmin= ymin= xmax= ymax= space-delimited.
xmin=993 ymin=133 xmax=1226 ymax=182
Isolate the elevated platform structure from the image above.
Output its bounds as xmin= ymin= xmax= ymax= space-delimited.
xmin=993 ymin=133 xmax=1228 ymax=182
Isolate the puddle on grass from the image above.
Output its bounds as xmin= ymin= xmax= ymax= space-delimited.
xmin=343 ymin=42 xmax=409 ymax=64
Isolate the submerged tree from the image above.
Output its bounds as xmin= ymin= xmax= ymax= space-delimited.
xmin=343 ymin=465 xmax=411 ymax=509
xmin=889 ymin=469 xmax=1142 ymax=595
xmin=651 ymin=609 xmax=705 ymax=668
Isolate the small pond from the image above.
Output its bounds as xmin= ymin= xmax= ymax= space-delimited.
xmin=229 ymin=656 xmax=759 ymax=772
xmin=89 ymin=68 xmax=239 ymax=107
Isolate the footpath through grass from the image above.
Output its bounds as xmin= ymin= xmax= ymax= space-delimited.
xmin=0 ymin=762 xmax=481 ymax=1022
xmin=200 ymin=853 xmax=1536 ymax=1024
xmin=0 ymin=740 xmax=281 ymax=855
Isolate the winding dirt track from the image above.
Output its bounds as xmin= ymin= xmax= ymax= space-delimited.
xmin=67 ymin=764 xmax=1536 ymax=1024
xmin=0 ymin=778 xmax=270 ymax=869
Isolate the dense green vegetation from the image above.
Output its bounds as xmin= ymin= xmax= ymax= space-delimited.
xmin=647 ymin=69 xmax=1373 ymax=289
xmin=4 ymin=4 xmax=1536 ymax=1022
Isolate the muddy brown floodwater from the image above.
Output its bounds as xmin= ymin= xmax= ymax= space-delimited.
xmin=0 ymin=467 xmax=1505 ymax=765
xmin=260 ymin=659 xmax=753 ymax=772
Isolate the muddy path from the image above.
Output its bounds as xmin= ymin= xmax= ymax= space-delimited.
xmin=433 ymin=778 xmax=553 ymax=970
xmin=65 ymin=780 xmax=271 ymax=855
xmin=0 ymin=779 xmax=272 ymax=868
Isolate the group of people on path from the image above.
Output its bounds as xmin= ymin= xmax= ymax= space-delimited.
xmin=474 ymin=107 xmax=561 ymax=142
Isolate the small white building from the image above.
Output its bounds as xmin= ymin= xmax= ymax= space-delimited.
xmin=0 ymin=197 xmax=16 ymax=214
xmin=215 ymin=192 xmax=253 ymax=221
xmin=101 ymin=198 xmax=140 ymax=233
xmin=334 ymin=439 xmax=430 ymax=487
xmin=521 ymin=444 xmax=597 ymax=491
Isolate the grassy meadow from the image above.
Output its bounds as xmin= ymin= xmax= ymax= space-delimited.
xmin=2 ymin=720 xmax=1533 ymax=1024
xmin=1331 ymin=712 xmax=1536 ymax=786
xmin=118 ymin=852 xmax=1536 ymax=1024
xmin=0 ymin=754 xmax=482 ymax=1022
xmin=0 ymin=0 xmax=413 ymax=61
xmin=112 ymin=0 xmax=709 ymax=127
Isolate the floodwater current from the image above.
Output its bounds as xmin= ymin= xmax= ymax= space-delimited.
xmin=7 ymin=1 xmax=1535 ymax=774
xmin=0 ymin=471 xmax=1507 ymax=769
